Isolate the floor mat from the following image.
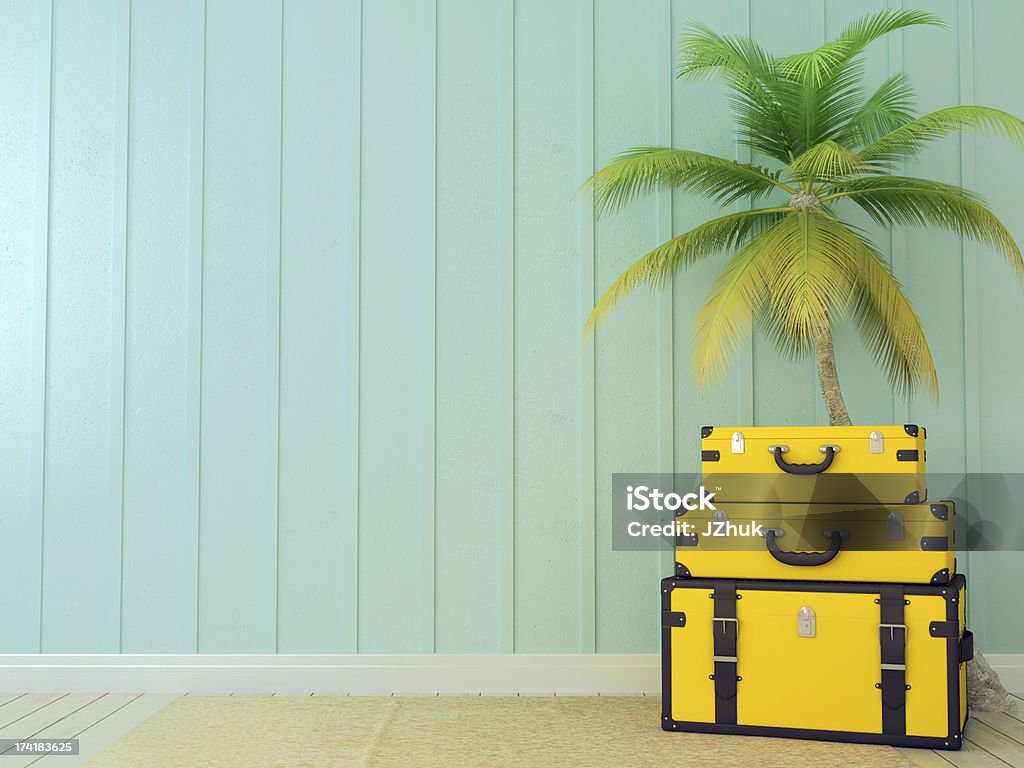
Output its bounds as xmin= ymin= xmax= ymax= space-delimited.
xmin=83 ymin=695 xmax=919 ymax=768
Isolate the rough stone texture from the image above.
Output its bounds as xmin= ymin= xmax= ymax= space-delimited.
xmin=968 ymin=649 xmax=1017 ymax=712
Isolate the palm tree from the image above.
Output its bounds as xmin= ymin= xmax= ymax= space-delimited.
xmin=584 ymin=9 xmax=1024 ymax=426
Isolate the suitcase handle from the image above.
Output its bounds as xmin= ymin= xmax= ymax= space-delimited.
xmin=771 ymin=445 xmax=836 ymax=475
xmin=764 ymin=529 xmax=842 ymax=566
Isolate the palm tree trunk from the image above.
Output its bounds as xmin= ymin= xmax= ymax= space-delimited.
xmin=813 ymin=324 xmax=852 ymax=427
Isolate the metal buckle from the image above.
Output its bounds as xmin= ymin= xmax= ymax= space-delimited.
xmin=713 ymin=655 xmax=738 ymax=663
xmin=713 ymin=617 xmax=738 ymax=635
xmin=879 ymin=623 xmax=907 ymax=644
xmin=881 ymin=663 xmax=907 ymax=671
xmin=767 ymin=445 xmax=788 ymax=454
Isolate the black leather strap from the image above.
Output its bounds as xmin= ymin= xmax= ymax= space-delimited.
xmin=712 ymin=580 xmax=739 ymax=725
xmin=879 ymin=585 xmax=907 ymax=736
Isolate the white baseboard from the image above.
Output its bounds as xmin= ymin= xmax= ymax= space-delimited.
xmin=1 ymin=654 xmax=1020 ymax=696
xmin=985 ymin=654 xmax=1024 ymax=694
xmin=0 ymin=654 xmax=661 ymax=695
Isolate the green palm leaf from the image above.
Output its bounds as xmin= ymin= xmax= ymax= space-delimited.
xmin=859 ymin=105 xmax=1024 ymax=165
xmin=849 ymin=239 xmax=938 ymax=400
xmin=582 ymin=147 xmax=792 ymax=216
xmin=584 ymin=208 xmax=790 ymax=337
xmin=823 ymin=175 xmax=1024 ymax=277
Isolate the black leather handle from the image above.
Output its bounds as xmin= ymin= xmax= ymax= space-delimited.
xmin=772 ymin=445 xmax=836 ymax=475
xmin=764 ymin=529 xmax=842 ymax=567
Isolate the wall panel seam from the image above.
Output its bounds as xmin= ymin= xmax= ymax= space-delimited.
xmin=497 ymin=0 xmax=515 ymax=654
xmin=191 ymin=0 xmax=208 ymax=654
xmin=274 ymin=0 xmax=286 ymax=654
xmin=34 ymin=0 xmax=56 ymax=654
xmin=577 ymin=0 xmax=596 ymax=654
xmin=114 ymin=0 xmax=132 ymax=654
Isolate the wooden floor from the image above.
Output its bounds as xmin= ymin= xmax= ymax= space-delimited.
xmin=2 ymin=692 xmax=1024 ymax=767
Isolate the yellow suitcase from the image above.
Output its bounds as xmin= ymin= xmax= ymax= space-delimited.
xmin=674 ymin=500 xmax=955 ymax=585
xmin=701 ymin=425 xmax=927 ymax=504
xmin=661 ymin=574 xmax=972 ymax=749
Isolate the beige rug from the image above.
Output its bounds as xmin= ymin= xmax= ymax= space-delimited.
xmin=84 ymin=696 xmax=917 ymax=768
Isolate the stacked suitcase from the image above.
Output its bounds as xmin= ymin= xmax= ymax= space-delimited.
xmin=661 ymin=425 xmax=974 ymax=750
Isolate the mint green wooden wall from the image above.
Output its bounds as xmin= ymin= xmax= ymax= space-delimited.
xmin=1 ymin=0 xmax=1021 ymax=654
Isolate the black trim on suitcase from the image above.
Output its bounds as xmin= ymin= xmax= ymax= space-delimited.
xmin=960 ymin=631 xmax=974 ymax=663
xmin=921 ymin=536 xmax=949 ymax=551
xmin=905 ymin=490 xmax=921 ymax=504
xmin=931 ymin=502 xmax=951 ymax=520
xmin=702 ymin=450 xmax=720 ymax=462
xmin=662 ymin=611 xmax=687 ymax=628
xmin=661 ymin=575 xmax=968 ymax=750
xmin=897 ymin=450 xmax=919 ymax=462
xmin=878 ymin=586 xmax=908 ymax=737
xmin=904 ymin=424 xmax=920 ymax=437
xmin=711 ymin=581 xmax=739 ymax=725
xmin=674 ymin=562 xmax=691 ymax=578
xmin=701 ymin=426 xmax=714 ymax=438
xmin=930 ymin=568 xmax=951 ymax=585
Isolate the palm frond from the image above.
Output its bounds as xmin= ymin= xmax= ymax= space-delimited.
xmin=583 ymin=147 xmax=792 ymax=216
xmin=761 ymin=212 xmax=859 ymax=353
xmin=849 ymin=238 xmax=939 ymax=401
xmin=675 ymin=21 xmax=775 ymax=84
xmin=692 ymin=212 xmax=860 ymax=385
xmin=823 ymin=175 xmax=1024 ymax=278
xmin=789 ymin=140 xmax=867 ymax=185
xmin=692 ymin=218 xmax=789 ymax=388
xmin=859 ymin=106 xmax=1024 ymax=165
xmin=776 ymin=10 xmax=945 ymax=86
xmin=835 ymin=73 xmax=916 ymax=147
xmin=675 ymin=22 xmax=800 ymax=161
xmin=584 ymin=208 xmax=791 ymax=337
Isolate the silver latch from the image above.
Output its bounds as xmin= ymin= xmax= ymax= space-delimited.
xmin=731 ymin=431 xmax=745 ymax=454
xmin=869 ymin=430 xmax=884 ymax=454
xmin=887 ymin=511 xmax=905 ymax=541
xmin=797 ymin=606 xmax=816 ymax=638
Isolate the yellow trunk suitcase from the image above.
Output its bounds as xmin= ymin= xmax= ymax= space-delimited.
xmin=701 ymin=425 xmax=927 ymax=504
xmin=661 ymin=574 xmax=972 ymax=749
xmin=674 ymin=500 xmax=955 ymax=585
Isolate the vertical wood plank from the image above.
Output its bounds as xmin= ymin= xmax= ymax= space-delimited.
xmin=120 ymin=0 xmax=198 ymax=651
xmin=822 ymin=0 xmax=897 ymax=427
xmin=656 ymin=0 xmax=674 ymax=582
xmin=671 ymin=0 xmax=746 ymax=469
xmin=901 ymin=0 xmax=965 ymax=471
xmin=420 ymin=0 xmax=437 ymax=654
xmin=593 ymin=0 xmax=662 ymax=653
xmin=340 ymin=0 xmax=362 ymax=654
xmin=434 ymin=0 xmax=503 ymax=652
xmin=747 ymin=0 xmax=818 ymax=427
xmin=41 ymin=0 xmax=121 ymax=652
xmin=0 ymin=0 xmax=49 ymax=652
xmin=198 ymin=0 xmax=282 ymax=652
xmin=358 ymin=0 xmax=437 ymax=653
xmin=970 ymin=0 xmax=1024 ymax=651
xmin=277 ymin=0 xmax=349 ymax=653
xmin=497 ymin=0 xmax=516 ymax=655
xmin=578 ymin=0 xmax=596 ymax=655
xmin=887 ymin=0 xmax=909 ymax=426
xmin=735 ymin=0 xmax=755 ymax=427
xmin=511 ymin=0 xmax=584 ymax=653
xmin=957 ymin=0 xmax=979 ymax=630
